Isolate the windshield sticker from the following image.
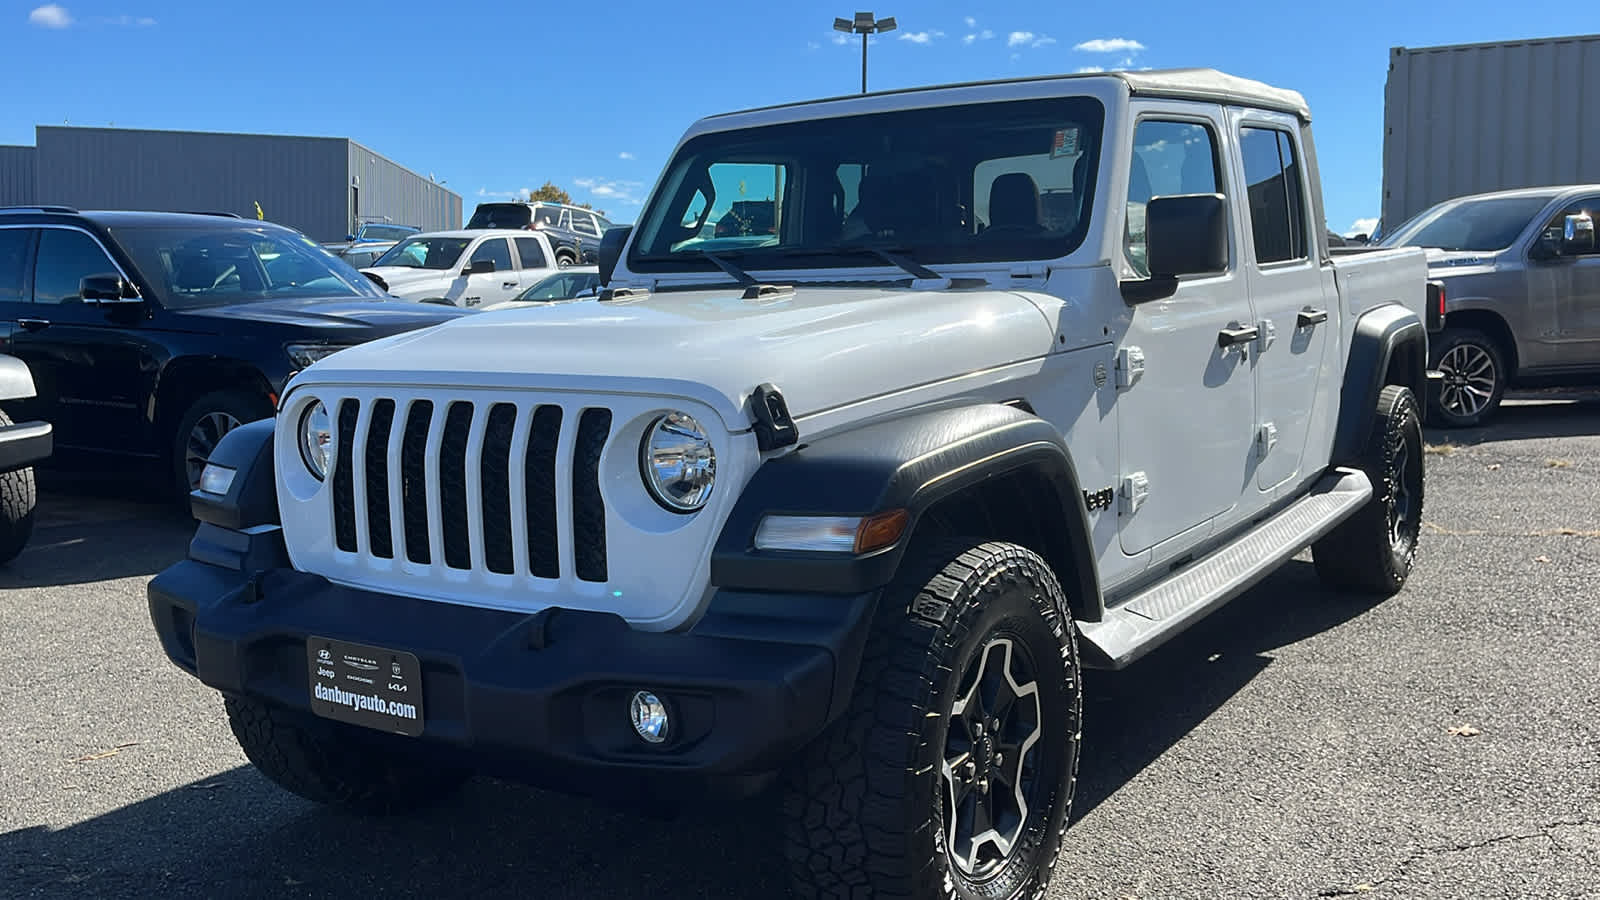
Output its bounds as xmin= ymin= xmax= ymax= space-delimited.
xmin=1051 ymin=128 xmax=1079 ymax=159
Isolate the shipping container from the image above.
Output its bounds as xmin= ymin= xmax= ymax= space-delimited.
xmin=1380 ymin=32 xmax=1600 ymax=238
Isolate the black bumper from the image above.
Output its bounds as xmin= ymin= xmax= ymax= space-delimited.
xmin=148 ymin=524 xmax=877 ymax=776
xmin=0 ymin=418 xmax=51 ymax=473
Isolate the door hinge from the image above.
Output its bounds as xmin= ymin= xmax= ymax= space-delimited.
xmin=1257 ymin=318 xmax=1276 ymax=352
xmin=1115 ymin=346 xmax=1145 ymax=388
xmin=1120 ymin=471 xmax=1150 ymax=515
xmin=1257 ymin=422 xmax=1278 ymax=458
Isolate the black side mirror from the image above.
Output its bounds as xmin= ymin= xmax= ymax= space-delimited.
xmin=79 ymin=273 xmax=140 ymax=304
xmin=463 ymin=259 xmax=495 ymax=275
xmin=1122 ymin=193 xmax=1228 ymax=304
xmin=598 ymin=225 xmax=632 ymax=286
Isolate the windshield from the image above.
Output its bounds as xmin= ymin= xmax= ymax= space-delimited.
xmin=628 ymin=96 xmax=1105 ymax=274
xmin=1379 ymin=194 xmax=1556 ymax=252
xmin=115 ymin=226 xmax=384 ymax=309
xmin=466 ymin=203 xmax=533 ymax=229
xmin=517 ymin=272 xmax=600 ymax=301
xmin=371 ymin=236 xmax=471 ymax=269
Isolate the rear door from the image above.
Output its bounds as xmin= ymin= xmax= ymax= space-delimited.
xmin=513 ymin=236 xmax=555 ymax=286
xmin=1231 ymin=112 xmax=1335 ymax=495
xmin=0 ymin=227 xmax=36 ymax=420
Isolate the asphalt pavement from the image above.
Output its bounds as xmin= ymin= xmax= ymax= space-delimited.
xmin=3 ymin=394 xmax=1598 ymax=899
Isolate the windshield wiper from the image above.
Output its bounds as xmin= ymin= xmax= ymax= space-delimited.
xmin=779 ymin=243 xmax=943 ymax=281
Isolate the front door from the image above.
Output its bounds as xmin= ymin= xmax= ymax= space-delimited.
xmin=0 ymin=227 xmax=37 ymax=422
xmin=460 ymin=237 xmax=520 ymax=308
xmin=1533 ymin=195 xmax=1600 ymax=367
xmin=1116 ymin=108 xmax=1259 ymax=558
xmin=10 ymin=226 xmax=157 ymax=455
xmin=1232 ymin=114 xmax=1334 ymax=493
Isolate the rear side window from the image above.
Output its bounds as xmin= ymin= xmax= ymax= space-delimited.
xmin=34 ymin=229 xmax=119 ymax=304
xmin=1240 ymin=126 xmax=1308 ymax=264
xmin=514 ymin=237 xmax=548 ymax=269
xmin=572 ymin=214 xmax=600 ymax=237
xmin=0 ymin=229 xmax=31 ymax=302
xmin=467 ymin=204 xmax=533 ymax=229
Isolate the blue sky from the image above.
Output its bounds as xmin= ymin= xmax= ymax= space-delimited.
xmin=2 ymin=2 xmax=1587 ymax=236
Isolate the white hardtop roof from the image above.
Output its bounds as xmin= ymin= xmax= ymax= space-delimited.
xmin=706 ymin=67 xmax=1311 ymax=123
xmin=406 ymin=229 xmax=535 ymax=239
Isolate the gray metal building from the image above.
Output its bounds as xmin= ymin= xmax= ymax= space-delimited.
xmin=1381 ymin=32 xmax=1600 ymax=234
xmin=0 ymin=125 xmax=461 ymax=242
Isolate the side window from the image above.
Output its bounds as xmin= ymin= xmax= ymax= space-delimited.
xmin=468 ymin=238 xmax=513 ymax=272
xmin=0 ymin=229 xmax=32 ymax=302
xmin=1125 ymin=119 xmax=1222 ymax=276
xmin=514 ymin=237 xmax=548 ymax=269
xmin=1240 ymin=126 xmax=1308 ymax=265
xmin=1538 ymin=198 xmax=1600 ymax=254
xmin=573 ymin=214 xmax=600 ymax=237
xmin=35 ymin=229 xmax=120 ymax=304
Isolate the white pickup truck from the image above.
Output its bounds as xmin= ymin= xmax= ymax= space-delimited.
xmin=359 ymin=228 xmax=558 ymax=307
xmin=151 ymin=68 xmax=1442 ymax=900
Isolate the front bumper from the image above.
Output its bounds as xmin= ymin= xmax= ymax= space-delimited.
xmin=147 ymin=524 xmax=876 ymax=777
xmin=0 ymin=418 xmax=51 ymax=473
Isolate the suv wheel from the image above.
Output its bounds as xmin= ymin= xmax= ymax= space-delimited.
xmin=555 ymin=253 xmax=575 ymax=269
xmin=0 ymin=411 xmax=37 ymax=566
xmin=782 ymin=541 xmax=1080 ymax=900
xmin=171 ymin=390 xmax=274 ymax=501
xmin=1313 ymin=384 xmax=1424 ymax=594
xmin=1429 ymin=328 xmax=1507 ymax=427
xmin=225 ymin=695 xmax=468 ymax=813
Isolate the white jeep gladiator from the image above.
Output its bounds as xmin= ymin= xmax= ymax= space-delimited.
xmin=150 ymin=68 xmax=1443 ymax=899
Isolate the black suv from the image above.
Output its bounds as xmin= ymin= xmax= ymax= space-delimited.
xmin=0 ymin=207 xmax=467 ymax=499
xmin=464 ymin=201 xmax=613 ymax=268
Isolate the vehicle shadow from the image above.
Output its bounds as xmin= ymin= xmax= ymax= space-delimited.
xmin=1 ymin=559 xmax=1381 ymax=899
xmin=0 ymin=475 xmax=193 ymax=588
xmin=1425 ymin=392 xmax=1600 ymax=446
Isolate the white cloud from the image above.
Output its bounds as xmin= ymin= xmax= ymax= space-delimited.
xmin=964 ymin=16 xmax=976 ymax=27
xmin=574 ymin=177 xmax=646 ymax=207
xmin=1077 ymin=65 xmax=1105 ymax=73
xmin=831 ymin=32 xmax=851 ymax=45
xmin=1074 ymin=37 xmax=1145 ymax=53
xmin=962 ymin=28 xmax=994 ymax=45
xmin=475 ymin=187 xmax=533 ymax=200
xmin=97 ymin=14 xmax=155 ymax=25
xmin=1008 ymin=31 xmax=1055 ymax=49
xmin=28 ymin=5 xmax=73 ymax=27
xmin=618 ymin=151 xmax=634 ymax=160
xmin=898 ymin=30 xmax=944 ymax=44
xmin=806 ymin=40 xmax=820 ymax=50
xmin=1346 ymin=217 xmax=1379 ymax=237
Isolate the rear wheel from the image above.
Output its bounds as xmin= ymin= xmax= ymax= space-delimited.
xmin=225 ymin=695 xmax=468 ymax=814
xmin=1428 ymin=328 xmax=1507 ymax=427
xmin=781 ymin=541 xmax=1081 ymax=899
xmin=1313 ymin=384 xmax=1424 ymax=594
xmin=0 ymin=411 xmax=36 ymax=566
xmin=170 ymin=389 xmax=273 ymax=501
xmin=555 ymin=253 xmax=576 ymax=269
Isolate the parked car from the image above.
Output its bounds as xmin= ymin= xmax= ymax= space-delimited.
xmin=464 ymin=201 xmax=613 ymax=267
xmin=321 ymin=222 xmax=419 ymax=256
xmin=0 ymin=353 xmax=50 ymax=564
xmin=1377 ymin=184 xmax=1600 ymax=426
xmin=149 ymin=68 xmax=1438 ymax=899
xmin=476 ymin=266 xmax=602 ymax=311
xmin=334 ymin=241 xmax=399 ymax=270
xmin=361 ymin=229 xmax=558 ymax=307
xmin=0 ymin=206 xmax=467 ymax=500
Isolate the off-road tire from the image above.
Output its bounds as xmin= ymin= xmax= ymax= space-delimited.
xmin=170 ymin=389 xmax=274 ymax=503
xmin=781 ymin=541 xmax=1081 ymax=900
xmin=224 ymin=695 xmax=468 ymax=814
xmin=1427 ymin=327 xmax=1507 ymax=427
xmin=1313 ymin=385 xmax=1424 ymax=594
xmin=0 ymin=411 xmax=36 ymax=566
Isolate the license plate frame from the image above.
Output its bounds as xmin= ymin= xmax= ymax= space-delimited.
xmin=307 ymin=636 xmax=425 ymax=737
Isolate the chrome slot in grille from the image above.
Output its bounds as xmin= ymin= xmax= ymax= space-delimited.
xmin=330 ymin=396 xmax=612 ymax=582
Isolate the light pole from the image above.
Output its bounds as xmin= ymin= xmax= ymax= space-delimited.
xmin=833 ymin=11 xmax=896 ymax=93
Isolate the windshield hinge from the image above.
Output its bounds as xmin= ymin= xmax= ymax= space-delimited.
xmin=742 ymin=283 xmax=794 ymax=302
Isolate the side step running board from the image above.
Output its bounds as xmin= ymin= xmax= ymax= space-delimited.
xmin=1077 ymin=468 xmax=1372 ymax=670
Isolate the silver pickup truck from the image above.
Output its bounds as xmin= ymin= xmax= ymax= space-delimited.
xmin=1377 ymin=184 xmax=1600 ymax=426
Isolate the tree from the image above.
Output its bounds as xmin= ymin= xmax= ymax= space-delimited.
xmin=527 ymin=181 xmax=605 ymax=217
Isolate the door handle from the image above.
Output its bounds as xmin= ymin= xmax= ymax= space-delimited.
xmin=1296 ymin=307 xmax=1328 ymax=327
xmin=502 ymin=281 xmax=518 ymax=289
xmin=16 ymin=318 xmax=50 ymax=332
xmin=1217 ymin=324 xmax=1260 ymax=348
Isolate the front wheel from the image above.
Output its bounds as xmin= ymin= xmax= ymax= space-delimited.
xmin=0 ymin=411 xmax=37 ymax=566
xmin=170 ymin=390 xmax=274 ymax=501
xmin=782 ymin=541 xmax=1081 ymax=900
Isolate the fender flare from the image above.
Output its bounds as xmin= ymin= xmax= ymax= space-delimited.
xmin=710 ymin=402 xmax=1102 ymax=614
xmin=188 ymin=418 xmax=279 ymax=531
xmin=0 ymin=354 xmax=37 ymax=401
xmin=1332 ymin=303 xmax=1427 ymax=466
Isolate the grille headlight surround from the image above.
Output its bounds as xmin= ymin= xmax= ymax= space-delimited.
xmin=298 ymin=400 xmax=334 ymax=480
xmin=639 ymin=411 xmax=716 ymax=513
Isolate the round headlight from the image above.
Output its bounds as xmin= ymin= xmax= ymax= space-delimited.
xmin=299 ymin=401 xmax=334 ymax=480
xmin=640 ymin=411 xmax=716 ymax=512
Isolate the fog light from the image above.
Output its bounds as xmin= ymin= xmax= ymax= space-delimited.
xmin=198 ymin=463 xmax=236 ymax=496
xmin=629 ymin=691 xmax=669 ymax=744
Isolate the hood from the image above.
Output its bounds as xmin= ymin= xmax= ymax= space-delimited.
xmin=362 ymin=266 xmax=454 ymax=286
xmin=303 ymin=284 xmax=1057 ymax=426
xmin=176 ymin=296 xmax=467 ymax=334
xmin=1423 ymin=247 xmax=1498 ymax=271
